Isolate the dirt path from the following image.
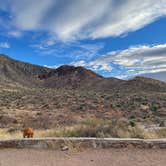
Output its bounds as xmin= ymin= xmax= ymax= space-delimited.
xmin=0 ymin=148 xmax=166 ymax=166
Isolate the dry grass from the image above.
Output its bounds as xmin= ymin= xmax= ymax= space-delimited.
xmin=0 ymin=118 xmax=166 ymax=139
xmin=0 ymin=129 xmax=22 ymax=139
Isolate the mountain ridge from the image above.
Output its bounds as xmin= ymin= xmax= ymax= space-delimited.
xmin=0 ymin=54 xmax=165 ymax=90
xmin=0 ymin=54 xmax=166 ymax=129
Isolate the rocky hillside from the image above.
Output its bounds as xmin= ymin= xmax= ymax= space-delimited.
xmin=0 ymin=54 xmax=166 ymax=129
xmin=1 ymin=54 xmax=165 ymax=91
xmin=0 ymin=54 xmax=49 ymax=88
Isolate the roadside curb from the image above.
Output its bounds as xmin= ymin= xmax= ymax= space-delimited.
xmin=0 ymin=138 xmax=166 ymax=149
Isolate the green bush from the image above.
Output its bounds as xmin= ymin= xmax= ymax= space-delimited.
xmin=129 ymin=115 xmax=135 ymax=119
xmin=150 ymin=104 xmax=158 ymax=112
xmin=129 ymin=121 xmax=136 ymax=127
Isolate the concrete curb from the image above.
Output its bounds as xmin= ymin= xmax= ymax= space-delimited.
xmin=0 ymin=138 xmax=166 ymax=149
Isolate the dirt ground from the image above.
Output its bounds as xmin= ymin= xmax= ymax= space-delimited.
xmin=0 ymin=148 xmax=166 ymax=166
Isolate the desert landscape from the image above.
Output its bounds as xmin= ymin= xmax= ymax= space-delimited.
xmin=0 ymin=54 xmax=166 ymax=165
xmin=0 ymin=0 xmax=166 ymax=165
xmin=0 ymin=54 xmax=165 ymax=139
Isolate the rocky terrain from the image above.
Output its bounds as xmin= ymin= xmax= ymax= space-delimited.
xmin=0 ymin=54 xmax=166 ymax=134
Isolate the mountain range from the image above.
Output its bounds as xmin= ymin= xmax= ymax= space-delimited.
xmin=0 ymin=54 xmax=166 ymax=129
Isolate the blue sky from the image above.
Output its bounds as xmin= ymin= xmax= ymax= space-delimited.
xmin=0 ymin=0 xmax=166 ymax=81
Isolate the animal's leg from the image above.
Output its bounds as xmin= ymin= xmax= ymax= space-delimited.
xmin=30 ymin=133 xmax=34 ymax=138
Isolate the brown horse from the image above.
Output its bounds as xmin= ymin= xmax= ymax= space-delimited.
xmin=21 ymin=127 xmax=34 ymax=138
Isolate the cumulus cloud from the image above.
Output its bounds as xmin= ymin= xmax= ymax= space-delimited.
xmin=71 ymin=44 xmax=166 ymax=79
xmin=71 ymin=60 xmax=113 ymax=72
xmin=1 ymin=0 xmax=166 ymax=40
xmin=1 ymin=1 xmax=166 ymax=81
xmin=102 ymin=44 xmax=166 ymax=74
xmin=0 ymin=42 xmax=10 ymax=48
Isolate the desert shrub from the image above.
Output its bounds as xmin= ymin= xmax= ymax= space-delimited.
xmin=129 ymin=121 xmax=136 ymax=127
xmin=150 ymin=104 xmax=158 ymax=112
xmin=1 ymin=117 xmax=166 ymax=139
xmin=129 ymin=115 xmax=136 ymax=119
xmin=56 ymin=103 xmax=63 ymax=109
xmin=46 ymin=119 xmax=141 ymax=138
xmin=0 ymin=115 xmax=3 ymax=120
xmin=36 ymin=112 xmax=42 ymax=116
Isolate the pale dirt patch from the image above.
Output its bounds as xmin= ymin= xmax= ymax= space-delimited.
xmin=0 ymin=148 xmax=166 ymax=166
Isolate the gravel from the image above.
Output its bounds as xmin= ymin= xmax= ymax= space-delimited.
xmin=0 ymin=148 xmax=166 ymax=166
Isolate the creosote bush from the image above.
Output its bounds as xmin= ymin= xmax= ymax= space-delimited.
xmin=0 ymin=118 xmax=166 ymax=139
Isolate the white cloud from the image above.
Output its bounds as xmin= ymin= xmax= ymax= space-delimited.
xmin=49 ymin=0 xmax=110 ymax=40
xmin=104 ymin=44 xmax=166 ymax=74
xmin=71 ymin=43 xmax=166 ymax=79
xmin=71 ymin=60 xmax=113 ymax=72
xmin=90 ymin=1 xmax=166 ymax=38
xmin=10 ymin=0 xmax=54 ymax=30
xmin=0 ymin=42 xmax=10 ymax=48
xmin=44 ymin=64 xmax=62 ymax=69
xmin=31 ymin=39 xmax=104 ymax=61
xmin=46 ymin=59 xmax=113 ymax=73
xmin=2 ymin=0 xmax=166 ymax=40
xmin=7 ymin=31 xmax=22 ymax=38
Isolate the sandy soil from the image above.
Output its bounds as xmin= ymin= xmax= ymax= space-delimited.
xmin=0 ymin=148 xmax=166 ymax=166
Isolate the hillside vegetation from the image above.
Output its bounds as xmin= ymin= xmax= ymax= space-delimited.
xmin=0 ymin=54 xmax=166 ymax=138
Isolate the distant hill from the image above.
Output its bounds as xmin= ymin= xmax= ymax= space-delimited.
xmin=0 ymin=54 xmax=166 ymax=129
xmin=0 ymin=54 xmax=165 ymax=91
xmin=140 ymin=72 xmax=166 ymax=82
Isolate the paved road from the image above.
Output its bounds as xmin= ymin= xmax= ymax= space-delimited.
xmin=0 ymin=148 xmax=166 ymax=166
